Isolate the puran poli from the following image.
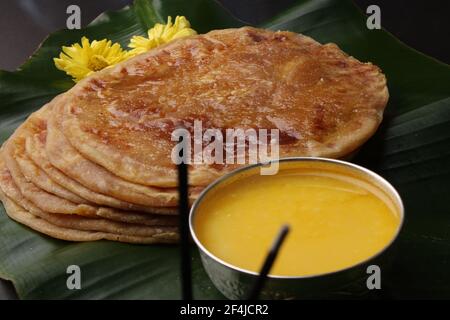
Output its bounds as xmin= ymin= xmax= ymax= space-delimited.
xmin=22 ymin=100 xmax=192 ymax=214
xmin=0 ymin=26 xmax=389 ymax=244
xmin=47 ymin=99 xmax=181 ymax=207
xmin=96 ymin=207 xmax=178 ymax=226
xmin=0 ymin=188 xmax=178 ymax=244
xmin=16 ymin=149 xmax=89 ymax=204
xmin=3 ymin=120 xmax=98 ymax=217
xmin=1 ymin=110 xmax=180 ymax=225
xmin=26 ymin=130 xmax=179 ymax=214
xmin=0 ymin=163 xmax=178 ymax=237
xmin=61 ymin=27 xmax=388 ymax=188
xmin=0 ymin=156 xmax=177 ymax=227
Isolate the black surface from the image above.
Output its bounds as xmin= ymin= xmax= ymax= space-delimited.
xmin=177 ymin=162 xmax=192 ymax=300
xmin=0 ymin=0 xmax=448 ymax=300
xmin=248 ymin=225 xmax=290 ymax=300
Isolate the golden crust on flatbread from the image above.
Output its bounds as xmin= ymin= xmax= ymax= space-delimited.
xmin=0 ymin=26 xmax=389 ymax=243
xmin=48 ymin=99 xmax=180 ymax=207
xmin=3 ymin=127 xmax=98 ymax=217
xmin=47 ymin=97 xmax=201 ymax=207
xmin=17 ymin=100 xmax=196 ymax=213
xmin=26 ymin=128 xmax=179 ymax=214
xmin=0 ymin=156 xmax=178 ymax=227
xmin=0 ymin=159 xmax=177 ymax=240
xmin=0 ymin=188 xmax=178 ymax=244
xmin=60 ymin=27 xmax=388 ymax=187
xmin=16 ymin=147 xmax=89 ymax=204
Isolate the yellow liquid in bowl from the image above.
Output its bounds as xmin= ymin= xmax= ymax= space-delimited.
xmin=194 ymin=169 xmax=400 ymax=277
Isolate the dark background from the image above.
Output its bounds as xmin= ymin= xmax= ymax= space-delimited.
xmin=0 ymin=0 xmax=449 ymax=71
xmin=0 ymin=0 xmax=449 ymax=300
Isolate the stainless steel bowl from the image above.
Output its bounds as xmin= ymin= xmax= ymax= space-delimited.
xmin=189 ymin=157 xmax=404 ymax=299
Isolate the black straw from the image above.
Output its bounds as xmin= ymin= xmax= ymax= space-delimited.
xmin=248 ymin=224 xmax=290 ymax=300
xmin=177 ymin=160 xmax=192 ymax=300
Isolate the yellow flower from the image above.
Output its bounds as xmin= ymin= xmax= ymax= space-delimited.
xmin=127 ymin=16 xmax=197 ymax=57
xmin=54 ymin=37 xmax=128 ymax=82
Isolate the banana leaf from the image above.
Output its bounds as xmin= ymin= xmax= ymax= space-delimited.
xmin=0 ymin=0 xmax=449 ymax=299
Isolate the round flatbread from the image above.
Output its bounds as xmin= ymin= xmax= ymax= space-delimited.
xmin=0 ymin=189 xmax=178 ymax=244
xmin=48 ymin=98 xmax=185 ymax=207
xmin=61 ymin=26 xmax=388 ymax=187
xmin=0 ymin=156 xmax=179 ymax=235
xmin=0 ymin=155 xmax=178 ymax=226
xmin=26 ymin=129 xmax=179 ymax=214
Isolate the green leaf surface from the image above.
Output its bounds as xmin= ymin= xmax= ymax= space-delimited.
xmin=0 ymin=0 xmax=449 ymax=299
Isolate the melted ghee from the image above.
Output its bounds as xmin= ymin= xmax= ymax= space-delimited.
xmin=194 ymin=169 xmax=400 ymax=276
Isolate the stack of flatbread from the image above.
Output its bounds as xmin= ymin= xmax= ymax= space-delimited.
xmin=0 ymin=98 xmax=183 ymax=243
xmin=0 ymin=27 xmax=388 ymax=243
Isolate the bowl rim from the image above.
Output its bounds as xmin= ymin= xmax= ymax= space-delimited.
xmin=189 ymin=156 xmax=405 ymax=280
